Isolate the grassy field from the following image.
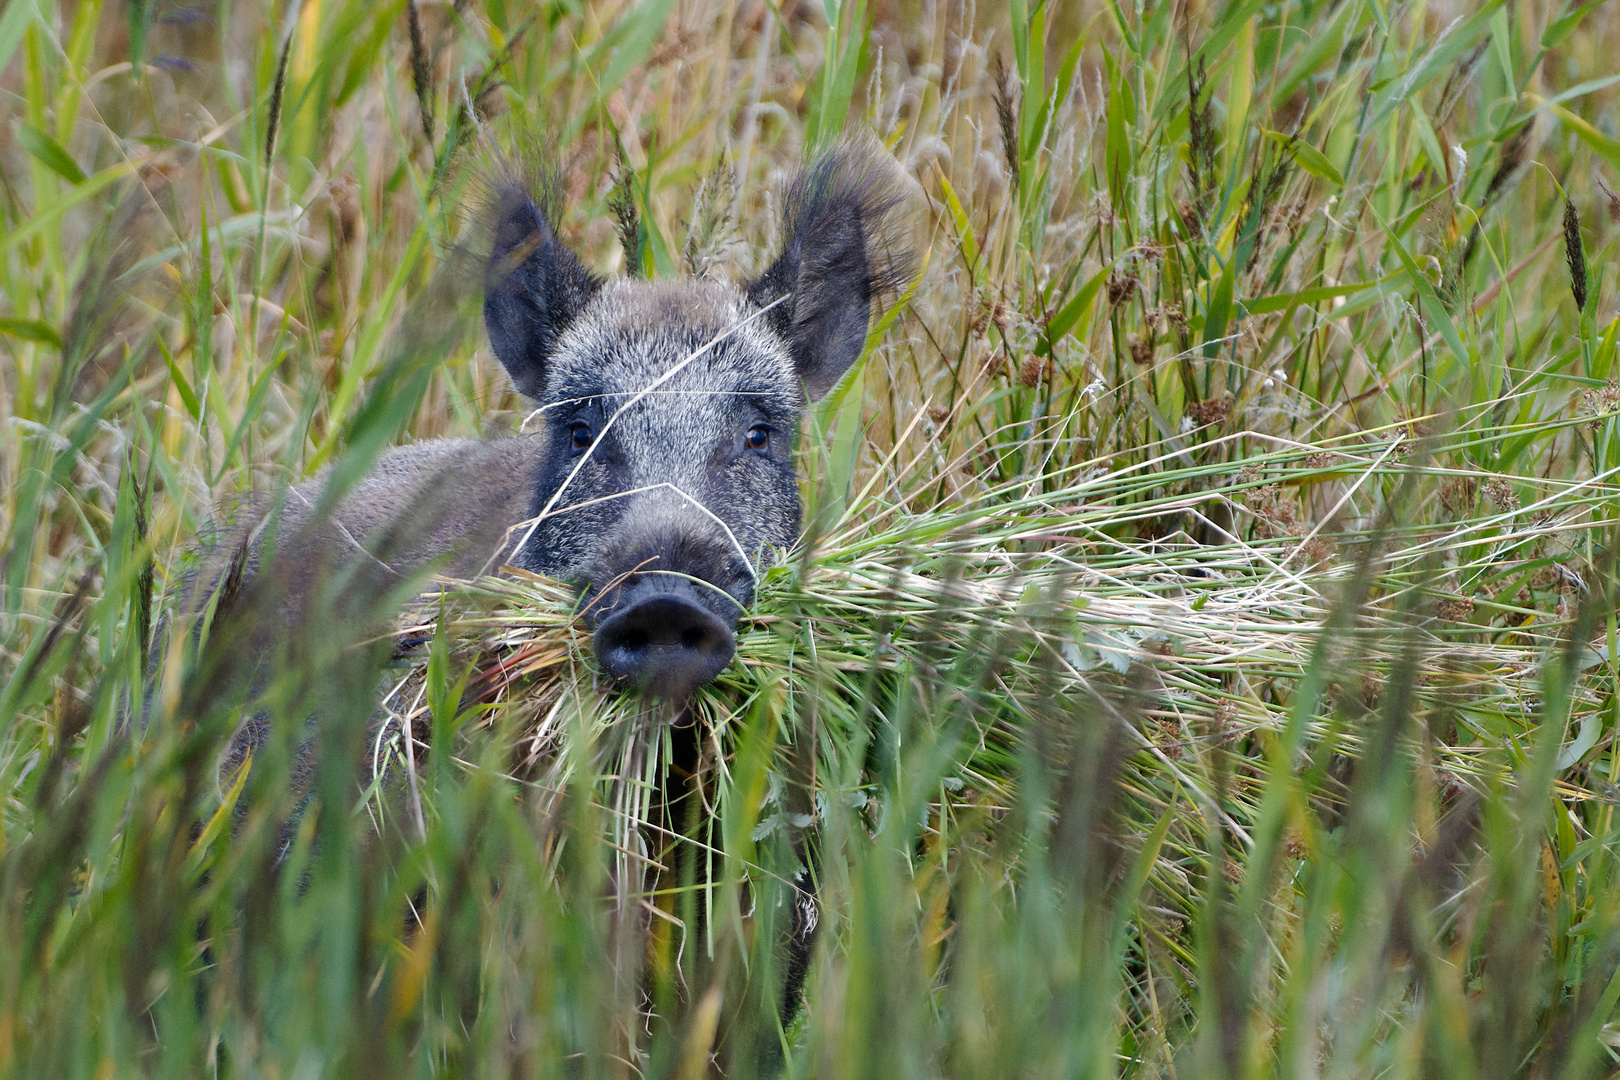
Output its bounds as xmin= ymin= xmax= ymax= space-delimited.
xmin=3 ymin=0 xmax=1620 ymax=1075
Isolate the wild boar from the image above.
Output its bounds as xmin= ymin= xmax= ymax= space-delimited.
xmin=211 ymin=137 xmax=913 ymax=703
xmin=169 ymin=138 xmax=912 ymax=1051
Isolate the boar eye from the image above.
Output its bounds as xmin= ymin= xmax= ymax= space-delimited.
xmin=745 ymin=424 xmax=771 ymax=452
xmin=569 ymin=422 xmax=594 ymax=450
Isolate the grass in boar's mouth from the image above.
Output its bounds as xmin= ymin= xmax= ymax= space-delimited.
xmin=3 ymin=0 xmax=1620 ymax=1075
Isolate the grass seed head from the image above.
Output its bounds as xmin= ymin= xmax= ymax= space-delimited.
xmin=682 ymin=157 xmax=737 ymax=279
xmin=608 ymin=155 xmax=642 ymax=276
xmin=991 ymin=53 xmax=1021 ymax=200
xmin=1478 ymin=123 xmax=1534 ymax=215
xmin=1564 ymin=195 xmax=1587 ymax=311
xmin=1599 ymin=175 xmax=1620 ymax=224
xmin=1185 ymin=56 xmax=1218 ymax=229
xmin=265 ymin=31 xmax=292 ymax=168
xmin=406 ymin=0 xmax=434 ymax=145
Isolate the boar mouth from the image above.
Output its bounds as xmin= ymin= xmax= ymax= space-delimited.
xmin=590 ymin=577 xmax=738 ymax=701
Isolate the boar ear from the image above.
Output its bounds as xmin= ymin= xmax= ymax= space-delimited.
xmin=747 ymin=138 xmax=914 ymax=401
xmin=483 ymin=183 xmax=600 ymax=399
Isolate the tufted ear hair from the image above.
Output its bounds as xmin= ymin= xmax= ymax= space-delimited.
xmin=747 ymin=137 xmax=915 ymax=401
xmin=482 ymin=176 xmax=600 ymax=399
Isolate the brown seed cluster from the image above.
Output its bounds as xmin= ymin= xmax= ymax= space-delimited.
xmin=1107 ymin=273 xmax=1139 ymax=307
xmin=1484 ymin=476 xmax=1520 ymax=514
xmin=1019 ymin=353 xmax=1053 ymax=387
xmin=1436 ymin=597 xmax=1475 ymax=623
xmin=1153 ymin=718 xmax=1185 ymax=760
xmin=1175 ymin=199 xmax=1202 ymax=241
xmin=1439 ymin=475 xmax=1478 ymax=518
xmin=1154 ymin=302 xmax=1188 ymax=332
xmin=1135 ymin=239 xmax=1166 ymax=264
xmin=1239 ymin=471 xmax=1333 ymax=562
xmin=1297 ymin=535 xmax=1333 ymax=565
xmin=972 ymin=295 xmax=1014 ymax=340
xmin=1188 ymin=397 xmax=1232 ymax=426
xmin=1241 ymin=481 xmax=1295 ymax=539
xmin=1579 ymin=381 xmax=1620 ymax=428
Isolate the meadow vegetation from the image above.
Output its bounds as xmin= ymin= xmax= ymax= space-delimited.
xmin=2 ymin=0 xmax=1620 ymax=1075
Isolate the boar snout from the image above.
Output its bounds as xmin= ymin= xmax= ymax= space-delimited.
xmin=576 ymin=492 xmax=756 ymax=700
xmin=592 ymin=580 xmax=737 ymax=699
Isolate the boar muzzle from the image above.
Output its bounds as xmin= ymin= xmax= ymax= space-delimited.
xmin=592 ymin=579 xmax=737 ymax=700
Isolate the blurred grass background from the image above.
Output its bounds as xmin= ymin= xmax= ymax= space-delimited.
xmin=3 ymin=0 xmax=1620 ymax=1075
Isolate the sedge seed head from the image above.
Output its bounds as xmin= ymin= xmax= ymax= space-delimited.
xmin=1563 ymin=196 xmax=1587 ymax=312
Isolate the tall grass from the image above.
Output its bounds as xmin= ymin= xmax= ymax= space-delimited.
xmin=2 ymin=0 xmax=1619 ymax=1076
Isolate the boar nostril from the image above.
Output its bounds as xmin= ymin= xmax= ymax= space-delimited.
xmin=593 ymin=594 xmax=736 ymax=699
